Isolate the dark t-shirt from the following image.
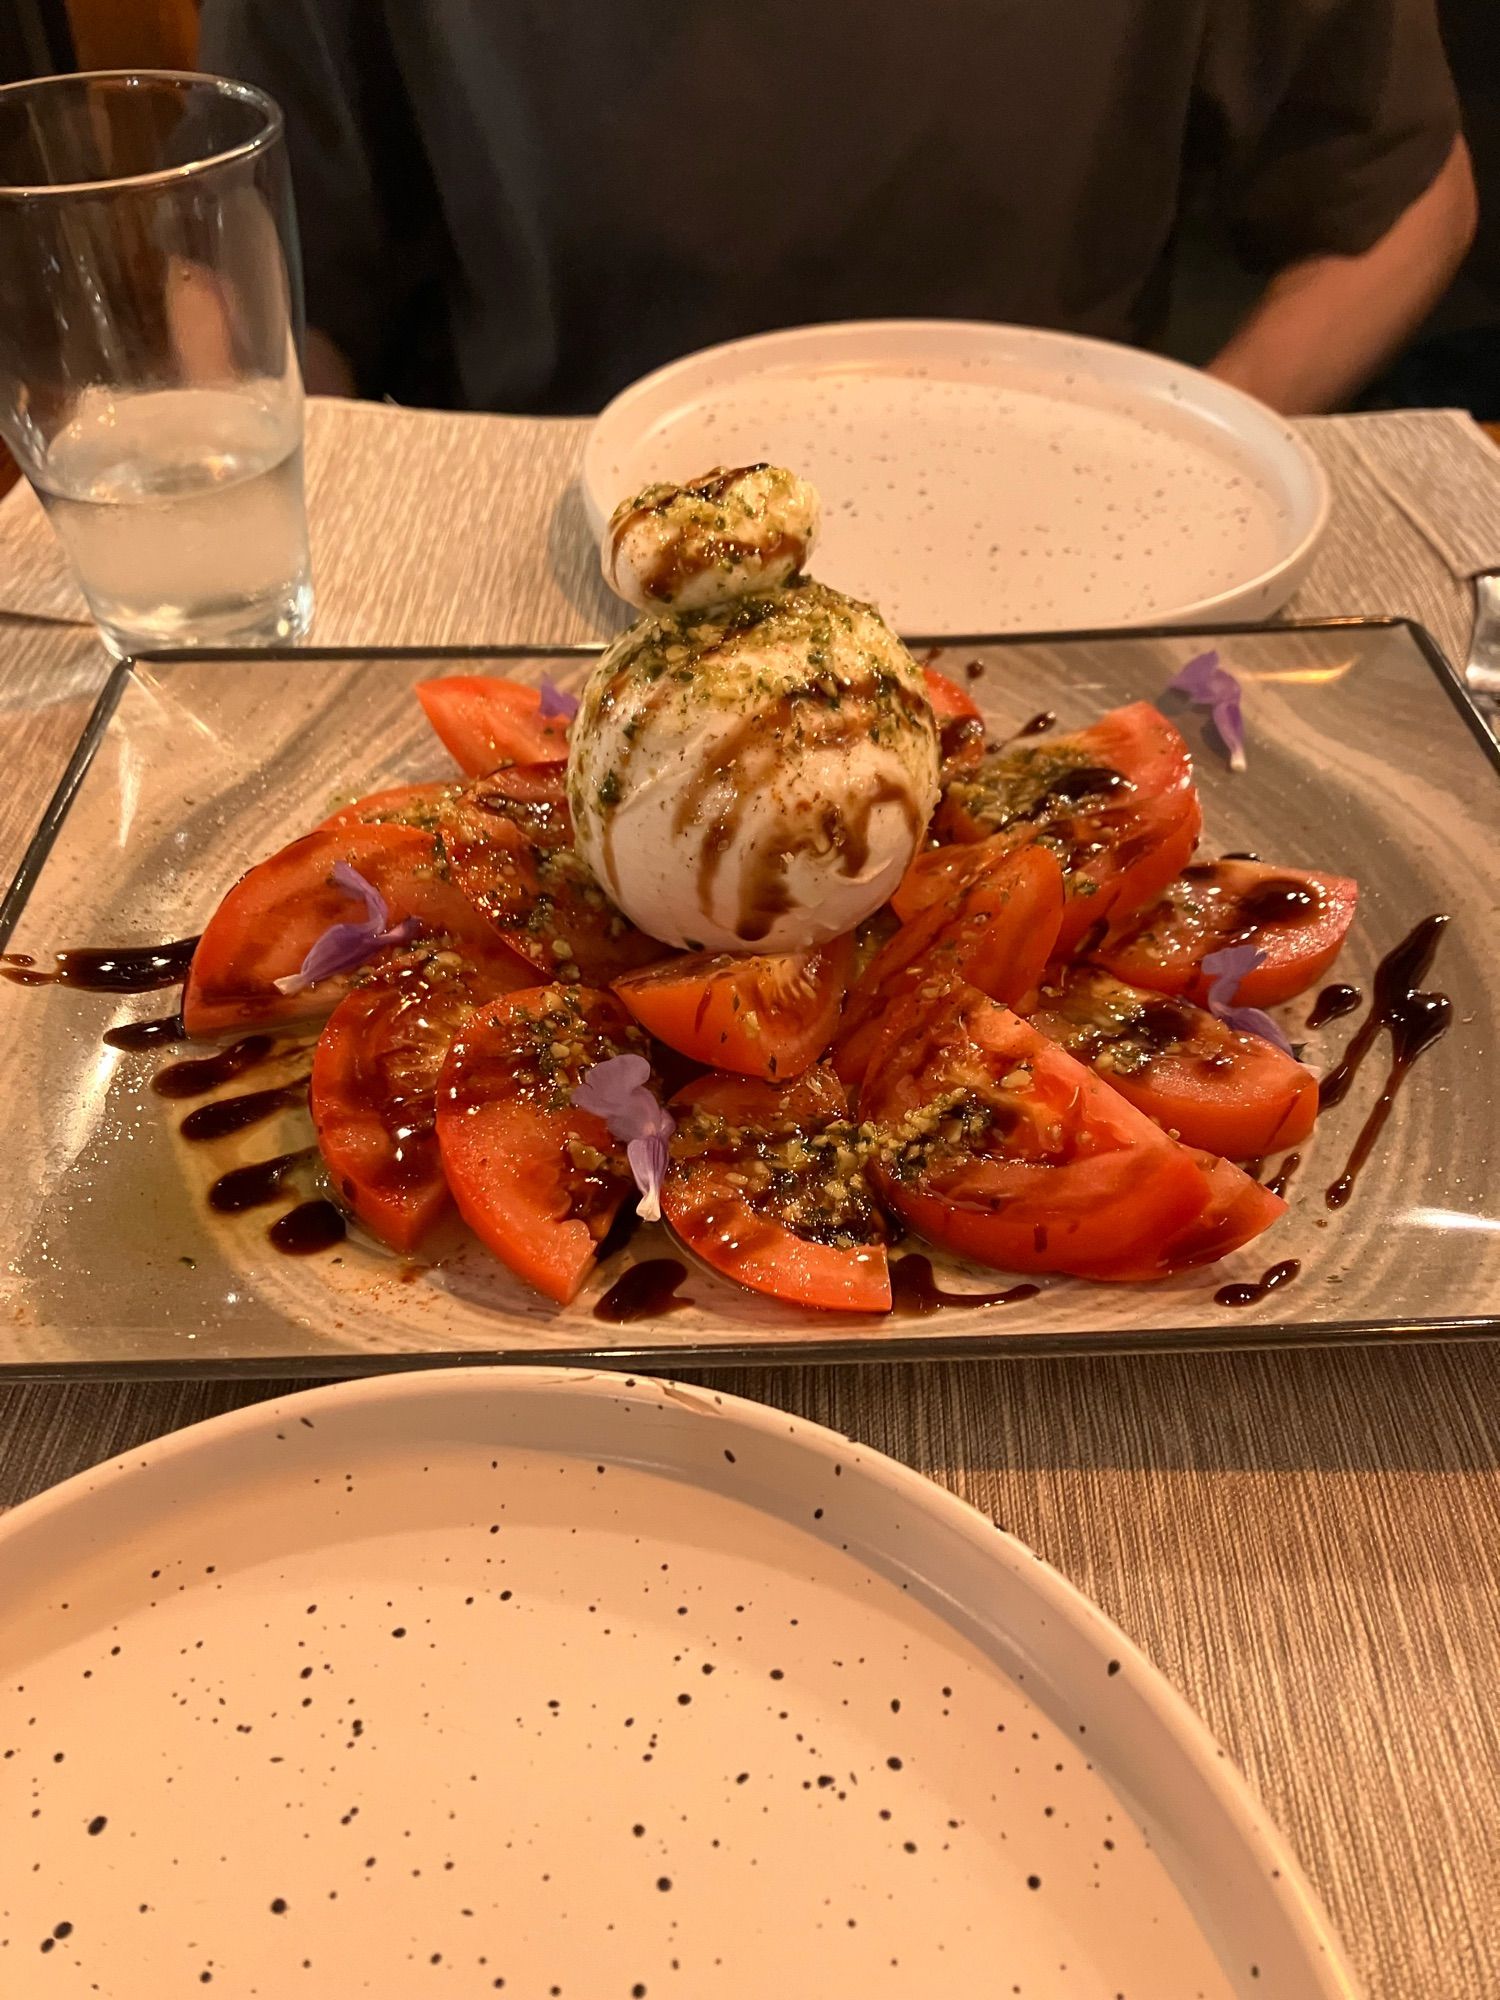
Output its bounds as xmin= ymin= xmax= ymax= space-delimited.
xmin=200 ymin=0 xmax=1460 ymax=415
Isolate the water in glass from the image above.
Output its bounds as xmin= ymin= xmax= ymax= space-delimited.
xmin=34 ymin=383 xmax=311 ymax=654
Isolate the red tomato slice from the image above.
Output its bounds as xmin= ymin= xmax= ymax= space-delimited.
xmin=892 ymin=829 xmax=1021 ymax=923
xmin=442 ymin=761 xmax=573 ymax=846
xmin=435 ymin=985 xmax=650 ymax=1303
xmin=416 ymin=675 xmax=571 ymax=776
xmin=437 ymin=772 xmax=662 ymax=985
xmin=663 ymin=1066 xmax=890 ymax=1313
xmin=613 ymin=935 xmax=852 ymax=1081
xmin=933 ymin=702 xmax=1202 ymax=950
xmin=184 ymin=825 xmax=529 ymax=1037
xmin=1096 ymin=860 xmax=1359 ymax=1007
xmin=1026 ymin=962 xmax=1318 ymax=1159
xmin=318 ymin=781 xmax=459 ymax=833
xmin=834 ymin=844 xmax=1064 ymax=1089
xmin=923 ymin=665 xmax=986 ymax=781
xmin=1082 ymin=1153 xmax=1287 ymax=1280
xmin=311 ymin=954 xmax=520 ymax=1253
xmin=863 ymin=987 xmax=1213 ymax=1277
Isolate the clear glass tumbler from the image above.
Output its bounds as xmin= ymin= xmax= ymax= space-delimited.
xmin=0 ymin=70 xmax=313 ymax=656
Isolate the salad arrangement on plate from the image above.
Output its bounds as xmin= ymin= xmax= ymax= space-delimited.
xmin=179 ymin=466 xmax=1357 ymax=1314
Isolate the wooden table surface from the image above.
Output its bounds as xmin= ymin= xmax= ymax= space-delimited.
xmin=1 ymin=403 xmax=1498 ymax=1999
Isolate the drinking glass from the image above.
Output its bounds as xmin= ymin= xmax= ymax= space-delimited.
xmin=0 ymin=70 xmax=313 ymax=656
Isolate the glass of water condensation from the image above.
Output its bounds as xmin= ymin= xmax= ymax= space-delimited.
xmin=0 ymin=71 xmax=312 ymax=655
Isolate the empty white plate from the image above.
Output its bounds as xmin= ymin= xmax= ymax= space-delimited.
xmin=583 ymin=320 xmax=1329 ymax=634
xmin=0 ymin=1369 xmax=1357 ymax=1997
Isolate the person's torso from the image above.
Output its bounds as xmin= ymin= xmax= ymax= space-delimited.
xmin=387 ymin=0 xmax=1205 ymax=412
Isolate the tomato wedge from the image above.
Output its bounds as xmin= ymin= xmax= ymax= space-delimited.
xmin=613 ymin=935 xmax=852 ymax=1081
xmin=184 ymin=825 xmax=529 ymax=1037
xmin=416 ymin=675 xmax=571 ymax=776
xmin=435 ymin=985 xmax=649 ymax=1303
xmin=1026 ymin=962 xmax=1318 ymax=1158
xmin=1082 ymin=1153 xmax=1287 ymax=1280
xmin=932 ymin=702 xmax=1201 ymax=950
xmin=311 ymin=954 xmax=521 ymax=1253
xmin=1096 ymin=859 xmax=1359 ymax=1007
xmin=663 ymin=1066 xmax=890 ymax=1312
xmin=834 ymin=844 xmax=1064 ymax=1089
xmin=863 ymin=987 xmax=1218 ymax=1277
xmin=318 ymin=781 xmax=459 ymax=833
xmin=923 ymin=665 xmax=986 ymax=781
xmin=437 ymin=771 xmax=662 ymax=985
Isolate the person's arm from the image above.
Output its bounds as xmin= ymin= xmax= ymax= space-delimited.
xmin=303 ymin=326 xmax=357 ymax=397
xmin=1193 ymin=0 xmax=1468 ymax=413
xmin=1208 ymin=137 xmax=1477 ymax=414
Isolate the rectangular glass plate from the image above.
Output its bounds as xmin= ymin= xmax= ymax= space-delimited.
xmin=1 ymin=620 xmax=1495 ymax=1377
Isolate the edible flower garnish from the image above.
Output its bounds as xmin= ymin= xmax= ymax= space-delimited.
xmin=273 ymin=863 xmax=422 ymax=995
xmin=572 ymin=1053 xmax=675 ymax=1222
xmin=1167 ymin=650 xmax=1245 ymax=772
xmin=538 ymin=676 xmax=581 ymax=721
xmin=1200 ymin=944 xmax=1296 ymax=1057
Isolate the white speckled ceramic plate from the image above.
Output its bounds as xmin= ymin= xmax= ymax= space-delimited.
xmin=1 ymin=1370 xmax=1358 ymax=2000
xmin=583 ymin=321 xmax=1329 ymax=633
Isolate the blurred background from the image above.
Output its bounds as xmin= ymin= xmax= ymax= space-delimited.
xmin=1 ymin=0 xmax=1496 ymax=503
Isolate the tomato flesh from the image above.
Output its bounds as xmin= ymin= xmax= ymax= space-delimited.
xmin=416 ymin=675 xmax=571 ymax=776
xmin=435 ymin=985 xmax=649 ymax=1303
xmin=663 ymin=1066 xmax=890 ymax=1312
xmin=923 ymin=664 xmax=986 ymax=781
xmin=933 ymin=702 xmax=1201 ymax=949
xmin=1026 ymin=962 xmax=1318 ymax=1159
xmin=184 ymin=824 xmax=529 ymax=1037
xmin=318 ymin=782 xmax=458 ymax=833
xmin=614 ymin=935 xmax=852 ymax=1081
xmin=1083 ymin=1152 xmax=1287 ymax=1280
xmin=835 ymin=844 xmax=1064 ymax=1088
xmin=311 ymin=954 xmax=513 ymax=1252
xmin=863 ymin=987 xmax=1223 ymax=1278
xmin=1097 ymin=860 xmax=1358 ymax=1007
xmin=437 ymin=770 xmax=663 ymax=985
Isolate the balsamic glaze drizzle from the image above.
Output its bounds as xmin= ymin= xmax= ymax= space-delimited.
xmin=1 ymin=937 xmax=198 ymax=991
xmin=1306 ymin=983 xmax=1362 ymax=1031
xmin=269 ymin=1200 xmax=346 ymax=1255
xmin=891 ymin=1255 xmax=1039 ymax=1316
xmin=1214 ymin=1259 xmax=1301 ymax=1308
xmin=593 ymin=1258 xmax=692 ymax=1324
xmin=1318 ymin=916 xmax=1451 ymax=1209
xmin=179 ymin=1078 xmax=309 ymax=1142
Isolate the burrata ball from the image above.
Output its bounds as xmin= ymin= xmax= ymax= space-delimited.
xmin=602 ymin=464 xmax=820 ymax=613
xmin=566 ymin=580 xmax=940 ymax=953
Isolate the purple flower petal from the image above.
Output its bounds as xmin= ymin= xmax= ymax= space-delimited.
xmin=1210 ymin=1000 xmax=1298 ymax=1059
xmin=572 ymin=1053 xmax=655 ymax=1124
xmin=329 ymin=859 xmax=389 ymax=930
xmin=272 ymin=865 xmax=424 ymax=995
xmin=572 ymin=1055 xmax=676 ymax=1219
xmin=1167 ymin=650 xmax=1226 ymax=703
xmin=1199 ymin=943 xmax=1297 ymax=1057
xmin=626 ymin=1134 xmax=671 ymax=1222
xmin=1200 ymin=943 xmax=1264 ymax=1000
xmin=1167 ymin=649 xmax=1246 ymax=772
xmin=538 ymin=676 xmax=581 ymax=721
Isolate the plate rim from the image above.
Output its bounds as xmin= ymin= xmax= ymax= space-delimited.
xmin=0 ymin=1361 xmax=1363 ymax=1999
xmin=579 ymin=316 xmax=1332 ymax=625
xmin=2 ymin=617 xmax=1494 ymax=1374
